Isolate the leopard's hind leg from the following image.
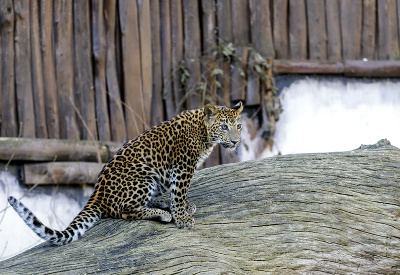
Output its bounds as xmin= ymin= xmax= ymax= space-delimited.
xmin=121 ymin=178 xmax=172 ymax=222
xmin=121 ymin=208 xmax=172 ymax=222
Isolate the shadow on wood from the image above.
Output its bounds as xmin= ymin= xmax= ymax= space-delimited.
xmin=1 ymin=140 xmax=399 ymax=273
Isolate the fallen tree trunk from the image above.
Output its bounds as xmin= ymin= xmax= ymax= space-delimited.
xmin=1 ymin=140 xmax=399 ymax=273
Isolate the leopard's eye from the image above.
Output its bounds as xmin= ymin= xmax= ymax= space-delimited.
xmin=221 ymin=124 xmax=228 ymax=130
xmin=237 ymin=124 xmax=242 ymax=130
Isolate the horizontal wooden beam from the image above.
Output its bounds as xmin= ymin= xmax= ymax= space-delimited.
xmin=0 ymin=138 xmax=122 ymax=163
xmin=273 ymin=60 xmax=400 ymax=77
xmin=24 ymin=162 xmax=104 ymax=185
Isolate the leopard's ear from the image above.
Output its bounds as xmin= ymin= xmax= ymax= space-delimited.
xmin=204 ymin=104 xmax=218 ymax=121
xmin=232 ymin=101 xmax=243 ymax=113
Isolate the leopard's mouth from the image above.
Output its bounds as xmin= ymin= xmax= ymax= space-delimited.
xmin=222 ymin=142 xmax=239 ymax=150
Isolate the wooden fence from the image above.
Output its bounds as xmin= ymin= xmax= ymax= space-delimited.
xmin=0 ymin=0 xmax=399 ymax=145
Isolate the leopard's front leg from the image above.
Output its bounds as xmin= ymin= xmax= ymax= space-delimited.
xmin=169 ymin=167 xmax=195 ymax=229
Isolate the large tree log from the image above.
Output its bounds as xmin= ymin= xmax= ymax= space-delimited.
xmin=1 ymin=140 xmax=399 ymax=273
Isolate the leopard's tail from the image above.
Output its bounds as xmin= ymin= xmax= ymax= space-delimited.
xmin=8 ymin=196 xmax=102 ymax=246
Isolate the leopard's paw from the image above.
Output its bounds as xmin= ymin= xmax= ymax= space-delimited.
xmin=186 ymin=201 xmax=196 ymax=215
xmin=174 ymin=214 xmax=195 ymax=229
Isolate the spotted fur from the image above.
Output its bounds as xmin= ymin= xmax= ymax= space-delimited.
xmin=8 ymin=102 xmax=243 ymax=245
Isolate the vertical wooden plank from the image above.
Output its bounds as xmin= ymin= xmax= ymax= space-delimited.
xmin=398 ymin=0 xmax=400 ymax=48
xmin=248 ymin=0 xmax=274 ymax=106
xmin=92 ymin=0 xmax=111 ymax=141
xmin=249 ymin=0 xmax=275 ymax=58
xmin=377 ymin=0 xmax=399 ymax=60
xmin=306 ymin=0 xmax=327 ymax=60
xmin=245 ymin=53 xmax=260 ymax=106
xmin=40 ymin=0 xmax=60 ymax=139
xmin=0 ymin=0 xmax=17 ymax=137
xmin=289 ymin=0 xmax=308 ymax=59
xmin=340 ymin=0 xmax=362 ymax=59
xmin=201 ymin=0 xmax=218 ymax=105
xmin=54 ymin=0 xmax=80 ymax=140
xmin=138 ymin=0 xmax=153 ymax=128
xmin=325 ymin=0 xmax=342 ymax=60
xmin=361 ymin=0 xmax=376 ymax=60
xmin=202 ymin=0 xmax=216 ymax=53
xmin=273 ymin=0 xmax=289 ymax=59
xmin=119 ymin=0 xmax=144 ymax=138
xmin=171 ymin=0 xmax=184 ymax=113
xmin=231 ymin=0 xmax=249 ymax=102
xmin=74 ymin=0 xmax=98 ymax=140
xmin=30 ymin=0 xmax=48 ymax=139
xmin=74 ymin=0 xmax=97 ymax=140
xmin=160 ymin=0 xmax=175 ymax=119
xmin=183 ymin=0 xmax=202 ymax=109
xmin=216 ymin=0 xmax=232 ymax=107
xmin=14 ymin=0 xmax=36 ymax=138
xmin=0 ymin=27 xmax=1 ymax=134
xmin=150 ymin=0 xmax=164 ymax=125
xmin=105 ymin=0 xmax=126 ymax=141
xmin=202 ymin=0 xmax=220 ymax=168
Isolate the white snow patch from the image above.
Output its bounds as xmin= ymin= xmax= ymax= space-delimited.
xmin=0 ymin=172 xmax=91 ymax=260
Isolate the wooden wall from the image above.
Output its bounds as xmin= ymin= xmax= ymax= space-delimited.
xmin=0 ymin=0 xmax=399 ymax=144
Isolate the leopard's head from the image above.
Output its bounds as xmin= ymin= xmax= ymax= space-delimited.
xmin=203 ymin=102 xmax=243 ymax=150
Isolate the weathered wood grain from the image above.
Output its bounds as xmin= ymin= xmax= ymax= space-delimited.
xmin=74 ymin=0 xmax=98 ymax=140
xmin=119 ymin=0 xmax=144 ymax=138
xmin=30 ymin=0 xmax=48 ymax=139
xmin=377 ymin=0 xmax=400 ymax=60
xmin=0 ymin=138 xmax=122 ymax=163
xmin=289 ymin=0 xmax=307 ymax=59
xmin=325 ymin=0 xmax=342 ymax=61
xmin=231 ymin=0 xmax=249 ymax=102
xmin=54 ymin=0 xmax=80 ymax=140
xmin=40 ymin=0 xmax=60 ymax=139
xmin=138 ymin=0 xmax=153 ymax=129
xmin=183 ymin=0 xmax=202 ymax=109
xmin=306 ymin=0 xmax=327 ymax=60
xmin=24 ymin=162 xmax=105 ymax=185
xmin=170 ymin=0 xmax=184 ymax=114
xmin=273 ymin=60 xmax=400 ymax=77
xmin=216 ymin=0 xmax=232 ymax=107
xmin=160 ymin=0 xmax=175 ymax=119
xmin=273 ymin=0 xmax=288 ymax=59
xmin=150 ymin=0 xmax=164 ymax=126
xmin=0 ymin=0 xmax=18 ymax=137
xmin=340 ymin=0 xmax=362 ymax=59
xmin=361 ymin=0 xmax=376 ymax=60
xmin=249 ymin=0 xmax=274 ymax=58
xmin=2 ymin=140 xmax=399 ymax=273
xmin=104 ymin=0 xmax=126 ymax=142
xmin=14 ymin=0 xmax=36 ymax=138
xmin=92 ymin=0 xmax=111 ymax=141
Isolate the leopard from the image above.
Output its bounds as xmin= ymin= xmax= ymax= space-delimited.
xmin=8 ymin=102 xmax=243 ymax=245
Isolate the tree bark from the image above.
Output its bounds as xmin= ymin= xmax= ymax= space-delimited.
xmin=2 ymin=140 xmax=399 ymax=273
